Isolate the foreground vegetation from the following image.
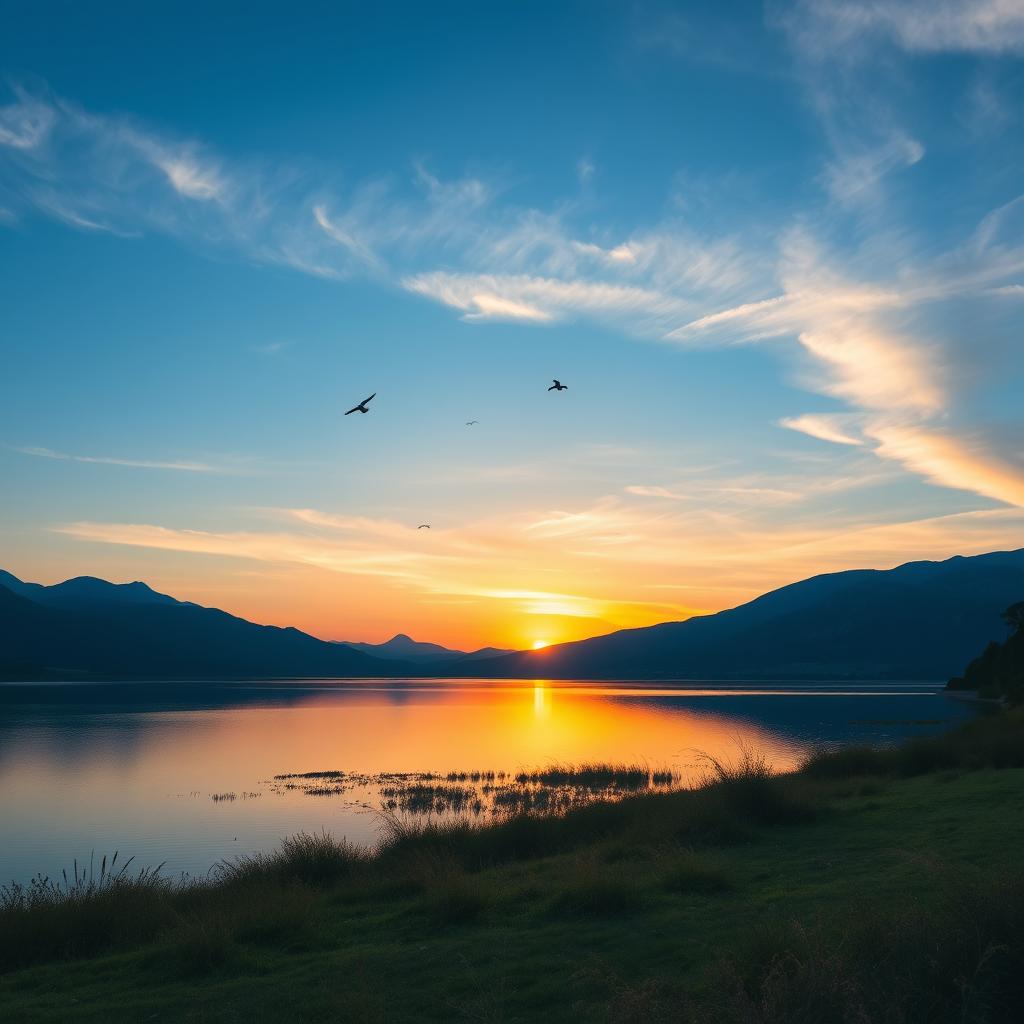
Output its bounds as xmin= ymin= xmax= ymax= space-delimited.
xmin=2 ymin=710 xmax=1024 ymax=1022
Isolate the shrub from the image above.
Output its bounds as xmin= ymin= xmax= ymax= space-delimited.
xmin=707 ymin=873 xmax=1024 ymax=1024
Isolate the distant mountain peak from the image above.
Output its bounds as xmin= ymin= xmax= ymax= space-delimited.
xmin=339 ymin=632 xmax=516 ymax=664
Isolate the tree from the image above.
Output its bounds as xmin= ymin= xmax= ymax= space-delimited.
xmin=1002 ymin=602 xmax=1024 ymax=636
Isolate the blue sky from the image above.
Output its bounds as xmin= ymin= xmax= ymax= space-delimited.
xmin=2 ymin=1 xmax=1023 ymax=648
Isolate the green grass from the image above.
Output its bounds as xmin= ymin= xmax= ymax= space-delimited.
xmin=2 ymin=710 xmax=1023 ymax=1022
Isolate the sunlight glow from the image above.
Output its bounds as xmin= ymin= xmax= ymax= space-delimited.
xmin=532 ymin=639 xmax=549 ymax=649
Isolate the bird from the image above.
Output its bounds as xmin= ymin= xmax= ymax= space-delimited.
xmin=465 ymin=420 xmax=479 ymax=426
xmin=418 ymin=524 xmax=431 ymax=529
xmin=344 ymin=393 xmax=376 ymax=415
xmin=548 ymin=379 xmax=568 ymax=391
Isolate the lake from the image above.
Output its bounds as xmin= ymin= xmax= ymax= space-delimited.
xmin=0 ymin=678 xmax=977 ymax=886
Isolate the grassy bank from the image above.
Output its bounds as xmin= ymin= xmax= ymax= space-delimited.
xmin=2 ymin=711 xmax=1024 ymax=1023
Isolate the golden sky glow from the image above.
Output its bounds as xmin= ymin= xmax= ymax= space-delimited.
xmin=5 ymin=500 xmax=1017 ymax=651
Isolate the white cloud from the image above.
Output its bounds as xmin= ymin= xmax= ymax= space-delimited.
xmin=787 ymin=0 xmax=1024 ymax=57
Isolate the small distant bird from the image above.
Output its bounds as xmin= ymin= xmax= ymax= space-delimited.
xmin=418 ymin=524 xmax=431 ymax=529
xmin=465 ymin=420 xmax=479 ymax=426
xmin=548 ymin=379 xmax=568 ymax=391
xmin=344 ymin=393 xmax=376 ymax=415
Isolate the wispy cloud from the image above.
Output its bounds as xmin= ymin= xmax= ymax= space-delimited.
xmin=823 ymin=132 xmax=924 ymax=203
xmin=0 ymin=85 xmax=54 ymax=149
xmin=13 ymin=446 xmax=234 ymax=473
xmin=150 ymin=151 xmax=226 ymax=201
xmin=252 ymin=340 xmax=292 ymax=355
xmin=670 ymin=222 xmax=1024 ymax=507
xmin=780 ymin=414 xmax=865 ymax=447
xmin=403 ymin=272 xmax=682 ymax=325
xmin=3 ymin=76 xmax=1023 ymax=515
xmin=784 ymin=1 xmax=1024 ymax=57
xmin=865 ymin=424 xmax=1024 ymax=508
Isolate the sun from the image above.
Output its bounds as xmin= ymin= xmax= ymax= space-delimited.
xmin=532 ymin=639 xmax=550 ymax=650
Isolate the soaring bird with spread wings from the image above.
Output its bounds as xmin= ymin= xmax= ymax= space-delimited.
xmin=548 ymin=379 xmax=568 ymax=391
xmin=345 ymin=393 xmax=376 ymax=415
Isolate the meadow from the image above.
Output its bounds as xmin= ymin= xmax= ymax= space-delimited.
xmin=1 ymin=709 xmax=1022 ymax=1023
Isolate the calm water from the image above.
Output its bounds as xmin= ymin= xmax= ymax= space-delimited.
xmin=0 ymin=678 xmax=976 ymax=886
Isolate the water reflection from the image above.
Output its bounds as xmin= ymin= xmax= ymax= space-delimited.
xmin=0 ymin=679 xmax=975 ymax=886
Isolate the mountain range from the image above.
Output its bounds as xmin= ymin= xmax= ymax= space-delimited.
xmin=1 ymin=548 xmax=1022 ymax=682
xmin=458 ymin=549 xmax=1024 ymax=680
xmin=337 ymin=633 xmax=514 ymax=664
xmin=0 ymin=571 xmax=414 ymax=680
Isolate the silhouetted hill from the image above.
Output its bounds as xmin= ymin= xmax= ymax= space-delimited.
xmin=8 ymin=573 xmax=181 ymax=609
xmin=5 ymin=551 xmax=1023 ymax=682
xmin=450 ymin=550 xmax=1024 ymax=680
xmin=948 ymin=601 xmax=1024 ymax=703
xmin=0 ymin=572 xmax=415 ymax=681
xmin=340 ymin=633 xmax=515 ymax=664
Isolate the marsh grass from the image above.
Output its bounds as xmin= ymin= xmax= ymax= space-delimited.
xmin=215 ymin=830 xmax=369 ymax=888
xmin=0 ymin=762 xmax=813 ymax=973
xmin=277 ymin=762 xmax=683 ymax=822
xmin=0 ymin=852 xmax=178 ymax=970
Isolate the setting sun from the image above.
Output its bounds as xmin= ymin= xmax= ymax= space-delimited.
xmin=532 ymin=640 xmax=550 ymax=650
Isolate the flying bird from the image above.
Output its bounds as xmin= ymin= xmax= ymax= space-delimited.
xmin=548 ymin=379 xmax=568 ymax=391
xmin=465 ymin=420 xmax=479 ymax=426
xmin=344 ymin=393 xmax=376 ymax=415
xmin=418 ymin=524 xmax=431 ymax=529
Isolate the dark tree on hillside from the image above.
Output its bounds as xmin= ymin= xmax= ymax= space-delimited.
xmin=1002 ymin=602 xmax=1024 ymax=636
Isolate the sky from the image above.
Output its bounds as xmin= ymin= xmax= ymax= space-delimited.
xmin=1 ymin=1 xmax=1023 ymax=651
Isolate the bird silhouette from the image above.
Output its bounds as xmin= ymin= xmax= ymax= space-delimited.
xmin=344 ymin=393 xmax=376 ymax=415
xmin=465 ymin=420 xmax=480 ymax=426
xmin=548 ymin=379 xmax=568 ymax=391
xmin=418 ymin=524 xmax=431 ymax=529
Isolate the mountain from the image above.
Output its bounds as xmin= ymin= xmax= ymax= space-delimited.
xmin=5 ymin=550 xmax=1022 ymax=682
xmin=0 ymin=571 xmax=416 ymax=680
xmin=0 ymin=572 xmax=180 ymax=610
xmin=447 ymin=550 xmax=1024 ymax=680
xmin=340 ymin=633 xmax=515 ymax=664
